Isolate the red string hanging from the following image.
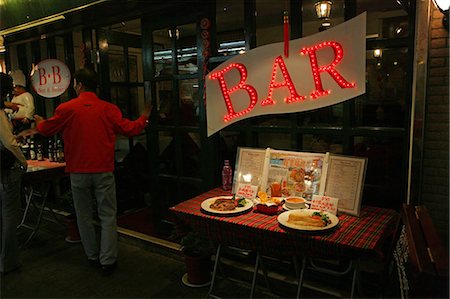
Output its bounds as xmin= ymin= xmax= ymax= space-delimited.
xmin=283 ymin=10 xmax=289 ymax=58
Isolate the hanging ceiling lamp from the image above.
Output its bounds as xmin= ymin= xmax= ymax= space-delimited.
xmin=315 ymin=1 xmax=333 ymax=30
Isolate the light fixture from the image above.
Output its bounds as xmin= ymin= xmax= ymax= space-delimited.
xmin=168 ymin=28 xmax=180 ymax=40
xmin=315 ymin=1 xmax=333 ymax=31
xmin=373 ymin=49 xmax=382 ymax=58
xmin=432 ymin=0 xmax=450 ymax=29
xmin=0 ymin=35 xmax=5 ymax=53
xmin=0 ymin=15 xmax=65 ymax=36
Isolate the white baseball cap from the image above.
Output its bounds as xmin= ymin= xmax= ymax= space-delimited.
xmin=9 ymin=69 xmax=26 ymax=87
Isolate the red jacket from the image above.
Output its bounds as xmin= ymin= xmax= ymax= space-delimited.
xmin=37 ymin=92 xmax=148 ymax=173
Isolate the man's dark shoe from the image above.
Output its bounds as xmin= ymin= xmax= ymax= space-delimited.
xmin=100 ymin=262 xmax=117 ymax=276
xmin=88 ymin=259 xmax=100 ymax=268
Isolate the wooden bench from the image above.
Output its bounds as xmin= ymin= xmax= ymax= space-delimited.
xmin=395 ymin=204 xmax=449 ymax=298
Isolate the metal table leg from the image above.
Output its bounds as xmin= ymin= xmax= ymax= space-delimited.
xmin=207 ymin=244 xmax=222 ymax=299
xmin=296 ymin=256 xmax=307 ymax=298
xmin=17 ymin=183 xmax=51 ymax=247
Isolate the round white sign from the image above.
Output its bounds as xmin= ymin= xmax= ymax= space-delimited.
xmin=31 ymin=59 xmax=71 ymax=98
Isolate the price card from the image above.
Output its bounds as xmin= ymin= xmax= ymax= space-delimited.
xmin=236 ymin=183 xmax=258 ymax=200
xmin=310 ymin=195 xmax=339 ymax=215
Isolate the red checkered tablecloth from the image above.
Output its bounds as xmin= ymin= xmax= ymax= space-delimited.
xmin=170 ymin=187 xmax=399 ymax=259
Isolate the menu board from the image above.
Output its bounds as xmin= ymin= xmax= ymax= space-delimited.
xmin=232 ymin=148 xmax=367 ymax=217
xmin=323 ymin=154 xmax=367 ymax=216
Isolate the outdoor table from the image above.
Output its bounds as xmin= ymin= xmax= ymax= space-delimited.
xmin=18 ymin=159 xmax=67 ymax=246
xmin=169 ymin=187 xmax=399 ymax=298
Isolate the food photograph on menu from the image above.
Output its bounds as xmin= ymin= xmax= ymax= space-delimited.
xmin=264 ymin=150 xmax=327 ymax=200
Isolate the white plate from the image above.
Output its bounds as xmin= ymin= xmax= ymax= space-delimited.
xmin=201 ymin=196 xmax=254 ymax=215
xmin=277 ymin=209 xmax=339 ymax=231
xmin=282 ymin=203 xmax=309 ymax=211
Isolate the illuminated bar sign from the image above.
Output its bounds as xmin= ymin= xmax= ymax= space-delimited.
xmin=206 ymin=13 xmax=366 ymax=136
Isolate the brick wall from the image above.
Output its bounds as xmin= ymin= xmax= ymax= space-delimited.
xmin=422 ymin=6 xmax=449 ymax=247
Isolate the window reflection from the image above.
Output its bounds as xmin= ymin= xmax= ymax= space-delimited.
xmin=153 ymin=27 xmax=173 ymax=77
xmin=303 ymin=134 xmax=343 ymax=154
xmin=156 ymin=81 xmax=175 ymax=125
xmin=255 ymin=0 xmax=284 ymax=47
xmin=355 ymin=48 xmax=408 ymax=127
xmin=159 ymin=131 xmax=175 ymax=175
xmin=297 ymin=104 xmax=343 ymax=126
xmin=353 ymin=136 xmax=403 ymax=210
xmin=216 ymin=0 xmax=245 ymax=56
xmin=176 ymin=23 xmax=198 ymax=74
xmin=181 ymin=132 xmax=201 ymax=177
xmin=302 ymin=0 xmax=345 ymax=36
xmin=358 ymin=0 xmax=408 ymax=39
xmin=257 ymin=133 xmax=292 ymax=150
xmin=179 ymin=79 xmax=199 ymax=126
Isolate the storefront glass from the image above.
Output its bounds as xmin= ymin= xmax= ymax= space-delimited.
xmin=216 ymin=0 xmax=245 ymax=56
xmin=153 ymin=27 xmax=173 ymax=77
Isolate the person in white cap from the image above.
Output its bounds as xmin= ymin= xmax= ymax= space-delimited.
xmin=3 ymin=70 xmax=35 ymax=133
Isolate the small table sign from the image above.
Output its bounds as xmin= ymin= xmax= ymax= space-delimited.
xmin=310 ymin=195 xmax=339 ymax=215
xmin=236 ymin=183 xmax=258 ymax=200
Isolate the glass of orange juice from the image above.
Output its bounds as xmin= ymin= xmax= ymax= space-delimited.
xmin=270 ymin=182 xmax=282 ymax=197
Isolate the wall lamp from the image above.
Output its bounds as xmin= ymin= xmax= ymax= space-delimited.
xmin=432 ymin=0 xmax=450 ymax=30
xmin=315 ymin=1 xmax=333 ymax=31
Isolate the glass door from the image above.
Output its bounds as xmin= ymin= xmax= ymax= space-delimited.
xmin=141 ymin=11 xmax=213 ymax=237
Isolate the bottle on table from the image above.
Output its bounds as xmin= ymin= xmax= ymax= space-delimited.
xmin=21 ymin=139 xmax=30 ymax=160
xmin=36 ymin=142 xmax=43 ymax=161
xmin=222 ymin=160 xmax=233 ymax=191
xmin=48 ymin=138 xmax=54 ymax=162
xmin=56 ymin=138 xmax=65 ymax=162
xmin=29 ymin=138 xmax=36 ymax=160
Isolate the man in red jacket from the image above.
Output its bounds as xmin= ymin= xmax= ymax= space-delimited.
xmin=33 ymin=68 xmax=151 ymax=276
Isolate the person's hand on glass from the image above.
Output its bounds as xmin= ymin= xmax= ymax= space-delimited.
xmin=142 ymin=103 xmax=152 ymax=119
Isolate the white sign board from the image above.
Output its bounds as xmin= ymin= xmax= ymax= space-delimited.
xmin=206 ymin=13 xmax=366 ymax=136
xmin=31 ymin=59 xmax=71 ymax=98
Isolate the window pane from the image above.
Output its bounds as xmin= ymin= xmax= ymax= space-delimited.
xmin=181 ymin=132 xmax=201 ymax=177
xmin=109 ymin=45 xmax=125 ymax=82
xmin=256 ymin=0 xmax=284 ymax=47
xmin=297 ymin=104 xmax=344 ymax=127
xmin=110 ymin=86 xmax=129 ymax=116
xmin=159 ymin=131 xmax=175 ymax=175
xmin=302 ymin=134 xmax=343 ymax=154
xmin=257 ymin=132 xmax=292 ymax=150
xmin=253 ymin=115 xmax=291 ymax=127
xmin=358 ymin=0 xmax=409 ymax=39
xmin=354 ymin=48 xmax=408 ymax=127
xmin=353 ymin=136 xmax=403 ymax=210
xmin=156 ymin=81 xmax=175 ymax=125
xmin=179 ymin=79 xmax=199 ymax=126
xmin=176 ymin=23 xmax=198 ymax=74
xmin=153 ymin=27 xmax=173 ymax=77
xmin=216 ymin=0 xmax=245 ymax=56
xmin=220 ymin=131 xmax=245 ymax=162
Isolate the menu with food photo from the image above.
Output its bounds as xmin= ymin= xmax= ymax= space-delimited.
xmin=261 ymin=150 xmax=328 ymax=200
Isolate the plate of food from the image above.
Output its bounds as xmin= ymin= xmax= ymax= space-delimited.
xmin=201 ymin=195 xmax=254 ymax=215
xmin=277 ymin=209 xmax=339 ymax=231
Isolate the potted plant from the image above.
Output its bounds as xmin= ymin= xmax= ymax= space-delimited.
xmin=180 ymin=231 xmax=213 ymax=286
